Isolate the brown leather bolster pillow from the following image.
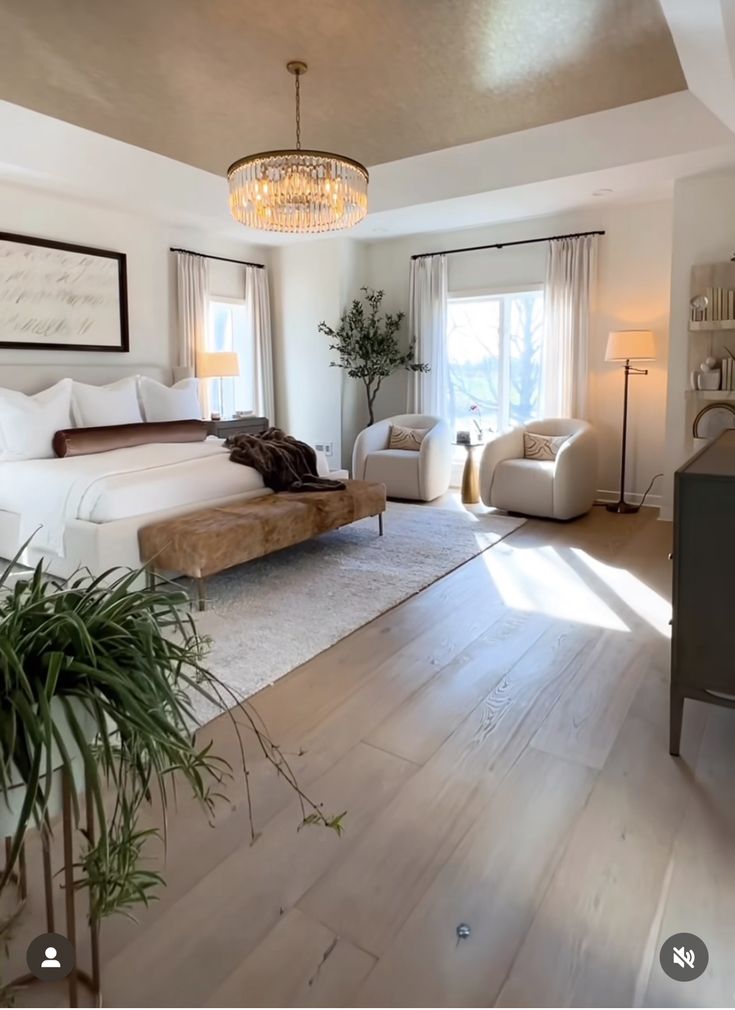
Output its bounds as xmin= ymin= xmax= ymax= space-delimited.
xmin=53 ymin=420 xmax=210 ymax=458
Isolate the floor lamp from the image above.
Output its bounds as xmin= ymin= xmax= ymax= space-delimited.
xmin=605 ymin=329 xmax=656 ymax=514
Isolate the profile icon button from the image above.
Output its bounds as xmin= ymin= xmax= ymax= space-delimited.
xmin=26 ymin=932 xmax=75 ymax=981
xmin=41 ymin=946 xmax=61 ymax=968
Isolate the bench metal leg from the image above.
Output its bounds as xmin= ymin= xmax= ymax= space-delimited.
xmin=145 ymin=567 xmax=156 ymax=591
xmin=378 ymin=513 xmax=384 ymax=537
xmin=197 ymin=578 xmax=207 ymax=612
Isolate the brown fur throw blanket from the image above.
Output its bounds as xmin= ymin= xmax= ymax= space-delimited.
xmin=227 ymin=427 xmax=346 ymax=493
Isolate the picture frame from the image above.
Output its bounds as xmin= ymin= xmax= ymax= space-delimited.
xmin=0 ymin=230 xmax=129 ymax=352
xmin=456 ymin=430 xmax=471 ymax=445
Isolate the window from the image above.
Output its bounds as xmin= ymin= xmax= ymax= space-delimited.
xmin=446 ymin=288 xmax=544 ymax=438
xmin=206 ymin=298 xmax=255 ymax=417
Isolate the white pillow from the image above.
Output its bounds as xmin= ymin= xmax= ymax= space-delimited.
xmin=138 ymin=376 xmax=202 ymax=422
xmin=72 ymin=376 xmax=142 ymax=427
xmin=0 ymin=379 xmax=73 ymax=460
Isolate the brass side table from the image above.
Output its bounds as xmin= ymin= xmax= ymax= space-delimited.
xmin=454 ymin=441 xmax=484 ymax=505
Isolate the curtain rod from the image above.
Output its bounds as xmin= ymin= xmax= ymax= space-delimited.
xmin=169 ymin=247 xmax=265 ymax=269
xmin=410 ymin=229 xmax=605 ymax=260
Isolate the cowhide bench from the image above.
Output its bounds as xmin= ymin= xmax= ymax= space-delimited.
xmin=138 ymin=479 xmax=387 ymax=611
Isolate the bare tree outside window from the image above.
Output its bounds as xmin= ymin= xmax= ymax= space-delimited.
xmin=446 ymin=290 xmax=544 ymax=440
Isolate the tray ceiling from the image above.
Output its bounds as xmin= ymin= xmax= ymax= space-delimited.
xmin=0 ymin=0 xmax=685 ymax=174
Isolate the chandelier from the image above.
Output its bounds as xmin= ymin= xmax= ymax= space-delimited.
xmin=227 ymin=61 xmax=369 ymax=234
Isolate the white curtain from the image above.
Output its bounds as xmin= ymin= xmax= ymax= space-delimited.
xmin=245 ymin=266 xmax=275 ymax=422
xmin=542 ymin=234 xmax=598 ymax=418
xmin=176 ymin=251 xmax=210 ymax=415
xmin=407 ymin=254 xmax=448 ymax=416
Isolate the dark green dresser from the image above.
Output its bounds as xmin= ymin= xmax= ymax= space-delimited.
xmin=671 ymin=428 xmax=735 ymax=754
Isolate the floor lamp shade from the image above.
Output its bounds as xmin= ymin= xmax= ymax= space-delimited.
xmin=607 ymin=330 xmax=655 ymax=514
xmin=605 ymin=330 xmax=655 ymax=362
xmin=196 ymin=351 xmax=240 ymax=379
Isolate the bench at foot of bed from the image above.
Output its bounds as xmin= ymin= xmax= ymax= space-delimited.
xmin=138 ymin=479 xmax=387 ymax=611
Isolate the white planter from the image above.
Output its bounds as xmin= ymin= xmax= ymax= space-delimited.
xmin=0 ymin=696 xmax=99 ymax=839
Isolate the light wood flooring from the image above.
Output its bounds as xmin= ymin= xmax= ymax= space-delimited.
xmin=9 ymin=505 xmax=735 ymax=1007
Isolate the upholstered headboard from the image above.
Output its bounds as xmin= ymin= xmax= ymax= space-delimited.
xmin=0 ymin=363 xmax=176 ymax=394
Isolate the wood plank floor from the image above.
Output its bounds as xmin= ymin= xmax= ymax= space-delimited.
xmin=10 ymin=504 xmax=735 ymax=1007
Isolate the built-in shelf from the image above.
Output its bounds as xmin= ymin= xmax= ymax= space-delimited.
xmin=690 ymin=263 xmax=735 ymax=329
xmin=688 ymin=263 xmax=735 ymax=419
xmin=686 ymin=389 xmax=735 ymax=399
xmin=689 ymin=320 xmax=735 ymax=332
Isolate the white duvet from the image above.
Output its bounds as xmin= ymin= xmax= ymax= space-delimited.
xmin=0 ymin=440 xmax=269 ymax=556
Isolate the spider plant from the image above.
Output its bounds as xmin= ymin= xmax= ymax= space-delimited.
xmin=0 ymin=552 xmax=344 ymax=928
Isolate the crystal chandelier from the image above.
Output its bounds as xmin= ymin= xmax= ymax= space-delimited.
xmin=227 ymin=61 xmax=369 ymax=234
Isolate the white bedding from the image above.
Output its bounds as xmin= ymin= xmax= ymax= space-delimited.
xmin=0 ymin=440 xmax=268 ymax=556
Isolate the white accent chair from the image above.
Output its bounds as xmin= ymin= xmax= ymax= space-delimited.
xmin=479 ymin=418 xmax=597 ymax=520
xmin=352 ymin=413 xmax=452 ymax=501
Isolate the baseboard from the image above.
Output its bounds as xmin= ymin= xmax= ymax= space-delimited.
xmin=596 ymin=489 xmax=661 ymax=509
xmin=447 ymin=483 xmax=662 ymax=508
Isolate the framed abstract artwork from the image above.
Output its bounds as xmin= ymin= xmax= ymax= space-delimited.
xmin=0 ymin=230 xmax=129 ymax=352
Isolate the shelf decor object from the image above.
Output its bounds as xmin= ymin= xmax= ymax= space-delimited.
xmin=605 ymin=329 xmax=656 ymax=514
xmin=693 ymin=354 xmax=722 ymax=391
xmin=692 ymin=401 xmax=735 ymax=440
xmin=689 ymin=285 xmax=735 ymax=326
xmin=227 ymin=61 xmax=368 ymax=234
xmin=688 ymin=263 xmax=735 ymax=334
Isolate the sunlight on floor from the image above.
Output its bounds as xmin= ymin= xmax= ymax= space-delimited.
xmin=571 ymin=548 xmax=671 ymax=638
xmin=481 ymin=542 xmax=630 ymax=631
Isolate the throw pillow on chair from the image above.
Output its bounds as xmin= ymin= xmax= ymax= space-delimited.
xmin=388 ymin=425 xmax=429 ymax=451
xmin=523 ymin=431 xmax=568 ymax=461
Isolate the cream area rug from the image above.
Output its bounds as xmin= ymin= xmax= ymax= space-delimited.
xmin=189 ymin=502 xmax=524 ymax=724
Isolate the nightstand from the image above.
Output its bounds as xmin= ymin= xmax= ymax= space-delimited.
xmin=207 ymin=416 xmax=269 ymax=439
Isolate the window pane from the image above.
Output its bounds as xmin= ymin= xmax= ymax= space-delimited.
xmin=507 ymin=291 xmax=544 ymax=426
xmin=446 ymin=298 xmax=501 ymax=438
xmin=209 ymin=303 xmax=233 ymax=353
xmin=207 ymin=299 xmax=255 ymax=417
xmin=229 ymin=302 xmax=255 ymax=415
xmin=446 ymin=290 xmax=544 ymax=442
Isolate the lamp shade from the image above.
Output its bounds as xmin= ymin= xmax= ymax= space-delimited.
xmin=196 ymin=351 xmax=240 ymax=379
xmin=605 ymin=330 xmax=656 ymax=362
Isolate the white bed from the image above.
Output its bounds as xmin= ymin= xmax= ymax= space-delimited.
xmin=0 ymin=364 xmax=328 ymax=579
xmin=0 ymin=439 xmax=331 ymax=579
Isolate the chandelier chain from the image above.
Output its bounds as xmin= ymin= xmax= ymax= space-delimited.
xmin=295 ymin=72 xmax=301 ymax=150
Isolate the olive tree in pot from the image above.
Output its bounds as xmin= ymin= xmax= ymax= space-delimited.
xmin=320 ymin=287 xmax=429 ymax=426
xmin=0 ymin=553 xmax=342 ymax=999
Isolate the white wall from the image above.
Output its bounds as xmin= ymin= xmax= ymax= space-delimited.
xmin=270 ymin=239 xmax=366 ymax=466
xmin=0 ymin=179 xmax=270 ymax=380
xmin=662 ymin=168 xmax=735 ymax=519
xmin=360 ymin=200 xmax=673 ymax=504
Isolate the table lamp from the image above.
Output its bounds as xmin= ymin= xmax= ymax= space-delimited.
xmin=605 ymin=329 xmax=656 ymax=514
xmin=196 ymin=351 xmax=240 ymax=418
